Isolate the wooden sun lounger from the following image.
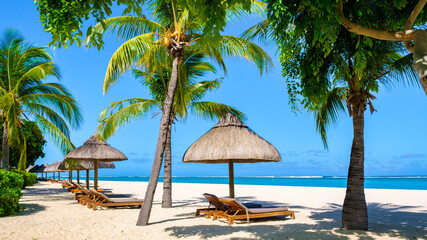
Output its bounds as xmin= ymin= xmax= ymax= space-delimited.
xmin=86 ymin=189 xmax=143 ymax=211
xmin=214 ymin=198 xmax=295 ymax=225
xmin=196 ymin=193 xmax=262 ymax=218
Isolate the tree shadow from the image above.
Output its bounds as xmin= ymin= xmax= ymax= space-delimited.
xmin=164 ymin=201 xmax=427 ymax=239
xmin=17 ymin=203 xmax=46 ymax=216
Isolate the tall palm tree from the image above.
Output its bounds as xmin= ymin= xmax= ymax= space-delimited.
xmin=86 ymin=0 xmax=272 ymax=225
xmin=98 ymin=49 xmax=245 ymax=208
xmin=0 ymin=29 xmax=83 ymax=170
xmin=246 ymin=17 xmax=418 ymax=229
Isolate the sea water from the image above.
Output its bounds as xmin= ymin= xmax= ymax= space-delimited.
xmin=69 ymin=176 xmax=427 ymax=190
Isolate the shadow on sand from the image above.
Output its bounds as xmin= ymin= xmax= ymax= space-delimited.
xmin=165 ymin=199 xmax=427 ymax=240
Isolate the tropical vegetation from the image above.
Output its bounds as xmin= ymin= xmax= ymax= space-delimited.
xmin=261 ymin=1 xmax=419 ymax=230
xmin=0 ymin=120 xmax=47 ymax=169
xmin=0 ymin=169 xmax=24 ymax=216
xmin=98 ymin=47 xmax=245 ymax=208
xmin=0 ymin=29 xmax=83 ymax=170
xmin=265 ymin=0 xmax=427 ymax=93
xmin=84 ymin=0 xmax=271 ymax=225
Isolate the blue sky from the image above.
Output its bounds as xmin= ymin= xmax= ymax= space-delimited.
xmin=1 ymin=1 xmax=426 ymax=177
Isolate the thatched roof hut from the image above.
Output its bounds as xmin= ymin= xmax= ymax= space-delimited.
xmin=64 ymin=134 xmax=127 ymax=162
xmin=183 ymin=113 xmax=281 ymax=163
xmin=28 ymin=165 xmax=40 ymax=173
xmin=34 ymin=164 xmax=48 ymax=173
xmin=58 ymin=160 xmax=115 ymax=171
xmin=64 ymin=133 xmax=126 ymax=189
xmin=26 ymin=165 xmax=37 ymax=172
xmin=45 ymin=161 xmax=64 ymax=172
xmin=183 ymin=113 xmax=281 ymax=197
xmin=58 ymin=160 xmax=115 ymax=187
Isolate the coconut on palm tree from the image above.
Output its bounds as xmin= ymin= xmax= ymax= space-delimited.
xmin=0 ymin=29 xmax=83 ymax=170
xmin=86 ymin=0 xmax=271 ymax=225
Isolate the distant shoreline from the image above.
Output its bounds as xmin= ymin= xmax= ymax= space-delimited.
xmin=55 ymin=175 xmax=427 ymax=190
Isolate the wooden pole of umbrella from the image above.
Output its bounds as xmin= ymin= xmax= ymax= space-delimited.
xmin=86 ymin=170 xmax=90 ymax=189
xmin=94 ymin=161 xmax=98 ymax=190
xmin=228 ymin=160 xmax=235 ymax=198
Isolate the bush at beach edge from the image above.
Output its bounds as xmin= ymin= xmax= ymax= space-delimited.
xmin=0 ymin=169 xmax=24 ymax=217
xmin=10 ymin=170 xmax=37 ymax=188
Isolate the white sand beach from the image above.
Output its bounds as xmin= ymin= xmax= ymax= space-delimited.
xmin=1 ymin=181 xmax=426 ymax=240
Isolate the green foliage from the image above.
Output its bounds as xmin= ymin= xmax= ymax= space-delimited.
xmin=0 ymin=169 xmax=23 ymax=216
xmin=10 ymin=170 xmax=37 ymax=188
xmin=0 ymin=120 xmax=47 ymax=169
xmin=263 ymin=0 xmax=419 ymax=146
xmin=0 ymin=29 xmax=83 ymax=169
xmin=35 ymin=0 xmax=258 ymax=49
xmin=35 ymin=0 xmax=144 ymax=49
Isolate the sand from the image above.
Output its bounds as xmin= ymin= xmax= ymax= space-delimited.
xmin=0 ymin=180 xmax=426 ymax=240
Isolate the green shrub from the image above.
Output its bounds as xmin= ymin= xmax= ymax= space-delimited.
xmin=0 ymin=169 xmax=24 ymax=217
xmin=10 ymin=170 xmax=37 ymax=188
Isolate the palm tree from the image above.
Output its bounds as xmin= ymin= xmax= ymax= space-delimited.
xmin=311 ymin=48 xmax=417 ymax=230
xmin=0 ymin=29 xmax=83 ymax=170
xmin=86 ymin=0 xmax=272 ymax=225
xmin=98 ymin=48 xmax=245 ymax=208
xmin=244 ymin=19 xmax=418 ymax=229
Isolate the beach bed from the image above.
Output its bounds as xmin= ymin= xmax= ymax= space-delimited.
xmin=196 ymin=193 xmax=261 ymax=218
xmin=85 ymin=189 xmax=143 ymax=210
xmin=214 ymin=198 xmax=295 ymax=225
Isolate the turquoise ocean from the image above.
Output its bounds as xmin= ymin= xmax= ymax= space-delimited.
xmin=69 ymin=176 xmax=427 ymax=190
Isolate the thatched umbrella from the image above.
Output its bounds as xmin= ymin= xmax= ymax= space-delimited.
xmin=33 ymin=164 xmax=48 ymax=179
xmin=26 ymin=165 xmax=37 ymax=172
xmin=58 ymin=160 xmax=115 ymax=188
xmin=64 ymin=133 xmax=127 ymax=190
xmin=28 ymin=165 xmax=40 ymax=178
xmin=183 ymin=113 xmax=281 ymax=198
xmin=44 ymin=161 xmax=65 ymax=180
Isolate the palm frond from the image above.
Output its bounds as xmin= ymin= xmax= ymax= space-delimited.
xmin=104 ymin=33 xmax=157 ymax=93
xmin=86 ymin=16 xmax=164 ymax=44
xmin=98 ymin=98 xmax=160 ymax=139
xmin=314 ymin=87 xmax=347 ymax=149
xmin=189 ymin=101 xmax=246 ymax=121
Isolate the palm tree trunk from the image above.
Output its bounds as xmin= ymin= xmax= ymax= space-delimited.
xmin=342 ymin=107 xmax=368 ymax=230
xmin=1 ymin=121 xmax=9 ymax=170
xmin=162 ymin=120 xmax=173 ymax=208
xmin=136 ymin=46 xmax=183 ymax=226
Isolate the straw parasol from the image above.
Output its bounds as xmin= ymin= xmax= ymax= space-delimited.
xmin=64 ymin=133 xmax=127 ymax=190
xmin=183 ymin=113 xmax=281 ymax=198
xmin=58 ymin=160 xmax=115 ymax=188
xmin=44 ymin=161 xmax=65 ymax=180
xmin=33 ymin=164 xmax=48 ymax=178
xmin=26 ymin=165 xmax=37 ymax=172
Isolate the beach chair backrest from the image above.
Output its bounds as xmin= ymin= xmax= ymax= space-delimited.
xmin=203 ymin=193 xmax=228 ymax=211
xmin=88 ymin=188 xmax=113 ymax=203
xmin=76 ymin=183 xmax=90 ymax=195
xmin=219 ymin=198 xmax=249 ymax=213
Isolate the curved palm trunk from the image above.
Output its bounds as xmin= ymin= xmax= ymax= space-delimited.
xmin=342 ymin=108 xmax=368 ymax=230
xmin=136 ymin=45 xmax=184 ymax=226
xmin=162 ymin=120 xmax=172 ymax=208
xmin=1 ymin=121 xmax=9 ymax=170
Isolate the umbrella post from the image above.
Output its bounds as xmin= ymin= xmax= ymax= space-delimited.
xmin=94 ymin=161 xmax=98 ymax=190
xmin=77 ymin=170 xmax=80 ymax=184
xmin=86 ymin=169 xmax=89 ymax=189
xmin=228 ymin=160 xmax=235 ymax=198
xmin=58 ymin=172 xmax=60 ymax=180
xmin=53 ymin=172 xmax=55 ymax=180
xmin=70 ymin=170 xmax=72 ymax=182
